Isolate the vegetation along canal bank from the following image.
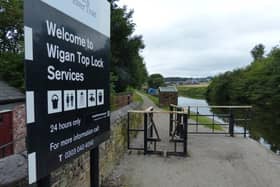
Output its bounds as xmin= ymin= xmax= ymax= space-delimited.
xmin=205 ymin=44 xmax=280 ymax=155
xmin=177 ymin=84 xmax=208 ymax=99
xmin=178 ymin=95 xmax=280 ymax=155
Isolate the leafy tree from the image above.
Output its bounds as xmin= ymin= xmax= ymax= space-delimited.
xmin=110 ymin=0 xmax=148 ymax=92
xmin=250 ymin=44 xmax=265 ymax=61
xmin=0 ymin=52 xmax=24 ymax=89
xmin=0 ymin=0 xmax=23 ymax=53
xmin=207 ymin=44 xmax=280 ymax=108
xmin=0 ymin=0 xmax=148 ymax=92
xmin=148 ymin=74 xmax=164 ymax=88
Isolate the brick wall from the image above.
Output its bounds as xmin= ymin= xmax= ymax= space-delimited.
xmin=111 ymin=92 xmax=133 ymax=110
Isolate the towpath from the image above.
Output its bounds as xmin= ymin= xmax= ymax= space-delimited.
xmin=103 ymin=93 xmax=280 ymax=187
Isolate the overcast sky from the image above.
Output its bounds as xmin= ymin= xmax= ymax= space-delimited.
xmin=118 ymin=0 xmax=280 ymax=77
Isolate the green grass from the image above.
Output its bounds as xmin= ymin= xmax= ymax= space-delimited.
xmin=189 ymin=111 xmax=223 ymax=131
xmin=177 ymin=86 xmax=207 ymax=99
xmin=140 ymin=91 xmax=170 ymax=110
xmin=146 ymin=94 xmax=159 ymax=105
xmin=133 ymin=91 xmax=143 ymax=104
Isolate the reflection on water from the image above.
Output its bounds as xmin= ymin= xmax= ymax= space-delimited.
xmin=178 ymin=96 xmax=280 ymax=155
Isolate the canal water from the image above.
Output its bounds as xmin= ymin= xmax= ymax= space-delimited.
xmin=178 ymin=96 xmax=280 ymax=155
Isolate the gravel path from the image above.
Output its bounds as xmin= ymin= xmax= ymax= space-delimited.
xmin=103 ymin=93 xmax=280 ymax=187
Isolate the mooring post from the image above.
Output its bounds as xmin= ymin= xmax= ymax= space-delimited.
xmin=90 ymin=147 xmax=99 ymax=187
xmin=144 ymin=113 xmax=148 ymax=154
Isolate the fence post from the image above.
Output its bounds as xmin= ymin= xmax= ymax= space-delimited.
xmin=169 ymin=105 xmax=173 ymax=136
xmin=144 ymin=113 xmax=148 ymax=154
xmin=229 ymin=110 xmax=234 ymax=137
xmin=127 ymin=112 xmax=130 ymax=149
xmin=183 ymin=113 xmax=188 ymax=156
xmin=150 ymin=109 xmax=154 ymax=138
xmin=243 ymin=108 xmax=250 ymax=138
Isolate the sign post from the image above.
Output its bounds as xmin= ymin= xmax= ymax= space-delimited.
xmin=24 ymin=0 xmax=110 ymax=185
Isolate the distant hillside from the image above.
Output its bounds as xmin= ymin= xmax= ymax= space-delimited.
xmin=165 ymin=77 xmax=212 ymax=83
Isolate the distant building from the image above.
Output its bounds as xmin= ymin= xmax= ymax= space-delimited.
xmin=0 ymin=80 xmax=25 ymax=158
xmin=158 ymin=86 xmax=178 ymax=107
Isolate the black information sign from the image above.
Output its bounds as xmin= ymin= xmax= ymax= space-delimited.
xmin=24 ymin=0 xmax=110 ymax=183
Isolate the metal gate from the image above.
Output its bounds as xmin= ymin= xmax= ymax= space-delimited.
xmin=0 ymin=110 xmax=13 ymax=158
xmin=127 ymin=107 xmax=188 ymax=157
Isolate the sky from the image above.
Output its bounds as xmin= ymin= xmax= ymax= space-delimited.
xmin=117 ymin=0 xmax=280 ymax=77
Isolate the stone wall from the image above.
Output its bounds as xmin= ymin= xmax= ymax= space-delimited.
xmin=100 ymin=102 xmax=142 ymax=183
xmin=12 ymin=105 xmax=26 ymax=154
xmin=0 ymin=102 xmax=142 ymax=187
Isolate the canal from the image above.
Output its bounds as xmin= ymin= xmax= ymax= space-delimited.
xmin=178 ymin=96 xmax=280 ymax=155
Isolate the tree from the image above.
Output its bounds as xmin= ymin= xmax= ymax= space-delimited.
xmin=251 ymin=44 xmax=265 ymax=61
xmin=110 ymin=0 xmax=148 ymax=92
xmin=0 ymin=0 xmax=148 ymax=92
xmin=0 ymin=52 xmax=24 ymax=90
xmin=148 ymin=74 xmax=164 ymax=88
xmin=0 ymin=0 xmax=23 ymax=53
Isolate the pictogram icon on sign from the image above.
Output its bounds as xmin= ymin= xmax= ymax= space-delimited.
xmin=64 ymin=90 xmax=76 ymax=111
xmin=48 ymin=90 xmax=62 ymax=114
xmin=97 ymin=89 xmax=104 ymax=106
xmin=88 ymin=89 xmax=96 ymax=107
xmin=77 ymin=90 xmax=87 ymax=109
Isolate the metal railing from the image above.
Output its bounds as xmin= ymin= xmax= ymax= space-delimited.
xmin=186 ymin=105 xmax=252 ymax=137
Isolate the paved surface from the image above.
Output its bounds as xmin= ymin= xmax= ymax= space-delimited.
xmin=103 ymin=93 xmax=280 ymax=187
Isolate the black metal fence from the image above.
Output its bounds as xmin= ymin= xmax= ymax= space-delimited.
xmin=184 ymin=105 xmax=251 ymax=137
xmin=127 ymin=107 xmax=188 ymax=157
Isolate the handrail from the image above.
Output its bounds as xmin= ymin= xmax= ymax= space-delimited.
xmin=128 ymin=110 xmax=188 ymax=114
xmin=187 ymin=105 xmax=252 ymax=109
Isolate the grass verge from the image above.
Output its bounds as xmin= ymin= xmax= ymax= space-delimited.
xmin=189 ymin=111 xmax=223 ymax=131
xmin=177 ymin=85 xmax=207 ymax=99
xmin=133 ymin=91 xmax=143 ymax=104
